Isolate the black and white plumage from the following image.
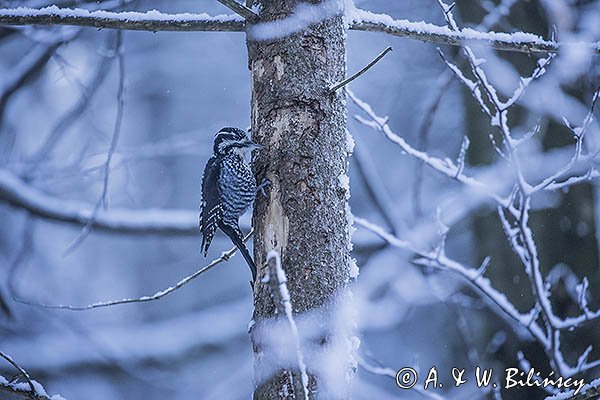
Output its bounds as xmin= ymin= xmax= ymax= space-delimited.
xmin=200 ymin=127 xmax=261 ymax=282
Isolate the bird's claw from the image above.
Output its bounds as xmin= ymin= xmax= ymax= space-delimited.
xmin=257 ymin=178 xmax=271 ymax=197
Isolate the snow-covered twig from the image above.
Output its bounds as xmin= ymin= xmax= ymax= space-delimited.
xmin=348 ymin=88 xmax=509 ymax=207
xmin=531 ymin=87 xmax=600 ymax=193
xmin=0 ymin=169 xmax=377 ymax=254
xmin=264 ymin=251 xmax=310 ymax=400
xmin=0 ymin=351 xmax=63 ymax=400
xmin=354 ymin=216 xmax=549 ymax=348
xmin=0 ymin=6 xmax=245 ymax=32
xmin=0 ymin=351 xmax=35 ymax=394
xmin=13 ymin=231 xmax=252 ymax=310
xmin=328 ymin=46 xmax=392 ymax=93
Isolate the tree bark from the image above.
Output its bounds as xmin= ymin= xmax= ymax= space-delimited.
xmin=247 ymin=1 xmax=352 ymax=398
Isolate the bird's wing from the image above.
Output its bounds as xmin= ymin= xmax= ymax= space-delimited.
xmin=200 ymin=156 xmax=222 ymax=256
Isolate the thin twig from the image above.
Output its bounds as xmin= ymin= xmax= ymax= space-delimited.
xmin=0 ymin=351 xmax=35 ymax=394
xmin=328 ymin=46 xmax=392 ymax=94
xmin=0 ymin=40 xmax=66 ymax=126
xmin=264 ymin=251 xmax=309 ymax=400
xmin=412 ymin=74 xmax=453 ymax=217
xmin=0 ymin=350 xmax=59 ymax=399
xmin=64 ymin=29 xmax=125 ymax=254
xmin=356 ymin=354 xmax=444 ymax=400
xmin=216 ymin=0 xmax=258 ymax=21
xmin=14 ymin=231 xmax=252 ymax=310
xmin=5 ymin=215 xmax=34 ymax=317
xmin=353 ymin=137 xmax=398 ymax=234
xmin=25 ymin=45 xmax=114 ymax=175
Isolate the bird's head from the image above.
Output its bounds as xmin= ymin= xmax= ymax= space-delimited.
xmin=213 ymin=127 xmax=262 ymax=157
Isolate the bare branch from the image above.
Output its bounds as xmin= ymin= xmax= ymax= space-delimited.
xmin=0 ymin=6 xmax=245 ymax=32
xmin=328 ymin=46 xmax=392 ymax=93
xmin=0 ymin=39 xmax=68 ymax=124
xmin=25 ymin=45 xmax=114 ymax=174
xmin=14 ymin=231 xmax=252 ymax=310
xmin=216 ymin=0 xmax=258 ymax=21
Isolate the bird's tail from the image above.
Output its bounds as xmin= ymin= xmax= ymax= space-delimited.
xmin=219 ymin=223 xmax=257 ymax=282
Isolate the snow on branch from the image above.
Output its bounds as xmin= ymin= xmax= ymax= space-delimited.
xmin=0 ymin=169 xmax=200 ymax=235
xmin=14 ymin=231 xmax=252 ymax=310
xmin=263 ymin=251 xmax=310 ymax=400
xmin=2 ymin=5 xmax=600 ymax=55
xmin=348 ymin=88 xmax=509 ymax=207
xmin=349 ymin=9 xmax=600 ymax=55
xmin=0 ymin=351 xmax=64 ymax=400
xmin=0 ymin=6 xmax=245 ymax=32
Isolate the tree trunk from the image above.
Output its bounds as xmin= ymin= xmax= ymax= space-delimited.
xmin=246 ymin=1 xmax=352 ymax=398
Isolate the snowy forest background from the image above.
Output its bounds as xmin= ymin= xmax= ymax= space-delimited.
xmin=0 ymin=0 xmax=599 ymax=399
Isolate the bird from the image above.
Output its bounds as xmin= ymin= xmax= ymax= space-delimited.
xmin=199 ymin=127 xmax=263 ymax=283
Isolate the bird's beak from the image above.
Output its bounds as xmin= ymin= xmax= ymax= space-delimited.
xmin=246 ymin=140 xmax=263 ymax=151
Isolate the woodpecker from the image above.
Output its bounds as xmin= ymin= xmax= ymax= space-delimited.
xmin=199 ymin=127 xmax=262 ymax=282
